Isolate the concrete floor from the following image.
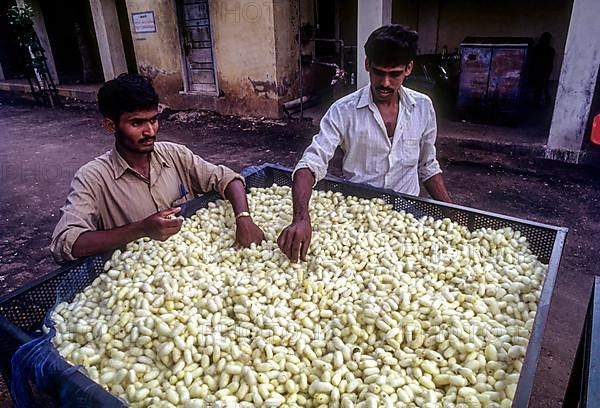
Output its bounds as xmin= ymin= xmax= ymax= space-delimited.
xmin=0 ymin=99 xmax=599 ymax=407
xmin=0 ymin=80 xmax=100 ymax=103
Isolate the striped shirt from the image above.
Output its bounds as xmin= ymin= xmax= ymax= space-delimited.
xmin=295 ymin=85 xmax=442 ymax=195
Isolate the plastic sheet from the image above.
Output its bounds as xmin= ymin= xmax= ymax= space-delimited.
xmin=10 ymin=257 xmax=126 ymax=407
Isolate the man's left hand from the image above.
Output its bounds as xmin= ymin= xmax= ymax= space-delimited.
xmin=234 ymin=217 xmax=265 ymax=249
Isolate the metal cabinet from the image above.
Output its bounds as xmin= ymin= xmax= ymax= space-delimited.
xmin=457 ymin=37 xmax=532 ymax=123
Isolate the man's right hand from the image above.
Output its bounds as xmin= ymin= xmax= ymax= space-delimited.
xmin=277 ymin=218 xmax=312 ymax=262
xmin=141 ymin=207 xmax=184 ymax=241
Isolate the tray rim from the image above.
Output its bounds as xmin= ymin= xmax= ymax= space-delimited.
xmin=0 ymin=162 xmax=569 ymax=408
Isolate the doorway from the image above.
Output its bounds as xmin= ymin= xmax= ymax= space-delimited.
xmin=177 ymin=0 xmax=218 ymax=94
xmin=39 ymin=0 xmax=102 ymax=84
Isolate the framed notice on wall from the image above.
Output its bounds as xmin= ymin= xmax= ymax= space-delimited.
xmin=132 ymin=11 xmax=156 ymax=33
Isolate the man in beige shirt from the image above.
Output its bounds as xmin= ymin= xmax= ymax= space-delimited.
xmin=51 ymin=73 xmax=264 ymax=263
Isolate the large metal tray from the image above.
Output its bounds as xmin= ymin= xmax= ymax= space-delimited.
xmin=563 ymin=276 xmax=600 ymax=407
xmin=0 ymin=163 xmax=568 ymax=407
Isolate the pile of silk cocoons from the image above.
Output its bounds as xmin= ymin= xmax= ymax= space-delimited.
xmin=50 ymin=185 xmax=546 ymax=408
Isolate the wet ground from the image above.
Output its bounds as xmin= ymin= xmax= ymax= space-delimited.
xmin=0 ymin=99 xmax=599 ymax=407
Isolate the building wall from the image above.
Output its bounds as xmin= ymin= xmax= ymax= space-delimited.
xmin=393 ymin=0 xmax=572 ymax=80
xmin=438 ymin=0 xmax=572 ymax=80
xmin=122 ymin=0 xmax=297 ymax=118
xmin=210 ymin=0 xmax=280 ymax=116
xmin=339 ymin=0 xmax=357 ymax=47
xmin=124 ymin=0 xmax=184 ymax=106
xmin=273 ymin=0 xmax=300 ymax=107
xmin=392 ymin=0 xmax=418 ymax=31
xmin=300 ymin=0 xmax=314 ymax=27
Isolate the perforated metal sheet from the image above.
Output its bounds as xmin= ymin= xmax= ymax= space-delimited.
xmin=0 ymin=163 xmax=567 ymax=407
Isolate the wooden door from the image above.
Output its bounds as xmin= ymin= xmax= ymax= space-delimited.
xmin=180 ymin=0 xmax=217 ymax=94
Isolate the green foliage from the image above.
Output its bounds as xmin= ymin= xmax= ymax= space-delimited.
xmin=7 ymin=5 xmax=36 ymax=48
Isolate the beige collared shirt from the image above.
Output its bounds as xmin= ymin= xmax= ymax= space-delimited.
xmin=51 ymin=141 xmax=242 ymax=263
xmin=295 ymin=85 xmax=442 ymax=195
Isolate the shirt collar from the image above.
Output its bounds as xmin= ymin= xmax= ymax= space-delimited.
xmin=109 ymin=146 xmax=170 ymax=180
xmin=400 ymin=86 xmax=417 ymax=110
xmin=356 ymin=84 xmax=417 ymax=111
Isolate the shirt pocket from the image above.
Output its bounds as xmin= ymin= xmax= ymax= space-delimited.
xmin=401 ymin=136 xmax=421 ymax=166
xmin=346 ymin=128 xmax=379 ymax=174
xmin=170 ymin=181 xmax=193 ymax=208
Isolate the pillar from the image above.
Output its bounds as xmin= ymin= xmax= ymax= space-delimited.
xmin=357 ymin=0 xmax=392 ymax=88
xmin=89 ymin=0 xmax=128 ymax=81
xmin=21 ymin=0 xmax=59 ymax=83
xmin=546 ymin=0 xmax=600 ymax=161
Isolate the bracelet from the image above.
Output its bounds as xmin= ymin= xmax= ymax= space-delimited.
xmin=235 ymin=211 xmax=251 ymax=220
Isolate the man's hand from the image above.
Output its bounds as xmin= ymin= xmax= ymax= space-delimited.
xmin=277 ymin=218 xmax=312 ymax=262
xmin=423 ymin=174 xmax=452 ymax=203
xmin=234 ymin=217 xmax=265 ymax=249
xmin=142 ymin=207 xmax=184 ymax=241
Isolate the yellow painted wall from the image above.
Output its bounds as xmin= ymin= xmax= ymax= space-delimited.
xmin=273 ymin=0 xmax=300 ymax=105
xmin=125 ymin=0 xmax=184 ymax=105
xmin=123 ymin=0 xmax=297 ymax=118
xmin=210 ymin=0 xmax=279 ymax=116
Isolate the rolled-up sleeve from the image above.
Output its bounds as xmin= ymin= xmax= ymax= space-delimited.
xmin=294 ymin=104 xmax=343 ymax=183
xmin=50 ymin=171 xmax=99 ymax=264
xmin=184 ymin=147 xmax=244 ymax=198
xmin=418 ymin=100 xmax=442 ymax=182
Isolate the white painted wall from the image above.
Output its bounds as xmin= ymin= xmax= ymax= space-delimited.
xmin=357 ymin=0 xmax=392 ymax=87
xmin=546 ymin=0 xmax=600 ymax=156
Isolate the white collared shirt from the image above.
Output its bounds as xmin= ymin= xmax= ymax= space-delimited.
xmin=295 ymin=84 xmax=442 ymax=196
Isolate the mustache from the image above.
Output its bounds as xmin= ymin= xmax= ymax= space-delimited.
xmin=140 ymin=137 xmax=155 ymax=143
xmin=376 ymin=87 xmax=394 ymax=93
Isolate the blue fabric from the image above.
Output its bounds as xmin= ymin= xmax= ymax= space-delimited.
xmin=10 ymin=256 xmax=126 ymax=407
xmin=240 ymin=163 xmax=270 ymax=178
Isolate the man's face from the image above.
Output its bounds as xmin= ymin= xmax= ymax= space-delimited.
xmin=366 ymin=59 xmax=413 ymax=104
xmin=105 ymin=109 xmax=160 ymax=154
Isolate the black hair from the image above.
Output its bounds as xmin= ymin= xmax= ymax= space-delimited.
xmin=364 ymin=25 xmax=418 ymax=67
xmin=97 ymin=73 xmax=159 ymax=122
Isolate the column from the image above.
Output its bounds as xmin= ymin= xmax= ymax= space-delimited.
xmin=22 ymin=0 xmax=59 ymax=83
xmin=546 ymin=0 xmax=600 ymax=159
xmin=89 ymin=0 xmax=128 ymax=81
xmin=357 ymin=0 xmax=392 ymax=88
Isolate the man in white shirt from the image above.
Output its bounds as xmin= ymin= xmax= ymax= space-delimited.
xmin=278 ymin=25 xmax=451 ymax=262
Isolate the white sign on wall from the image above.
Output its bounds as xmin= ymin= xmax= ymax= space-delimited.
xmin=132 ymin=11 xmax=156 ymax=33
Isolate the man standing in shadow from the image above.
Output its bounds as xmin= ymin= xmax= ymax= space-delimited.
xmin=529 ymin=32 xmax=555 ymax=106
